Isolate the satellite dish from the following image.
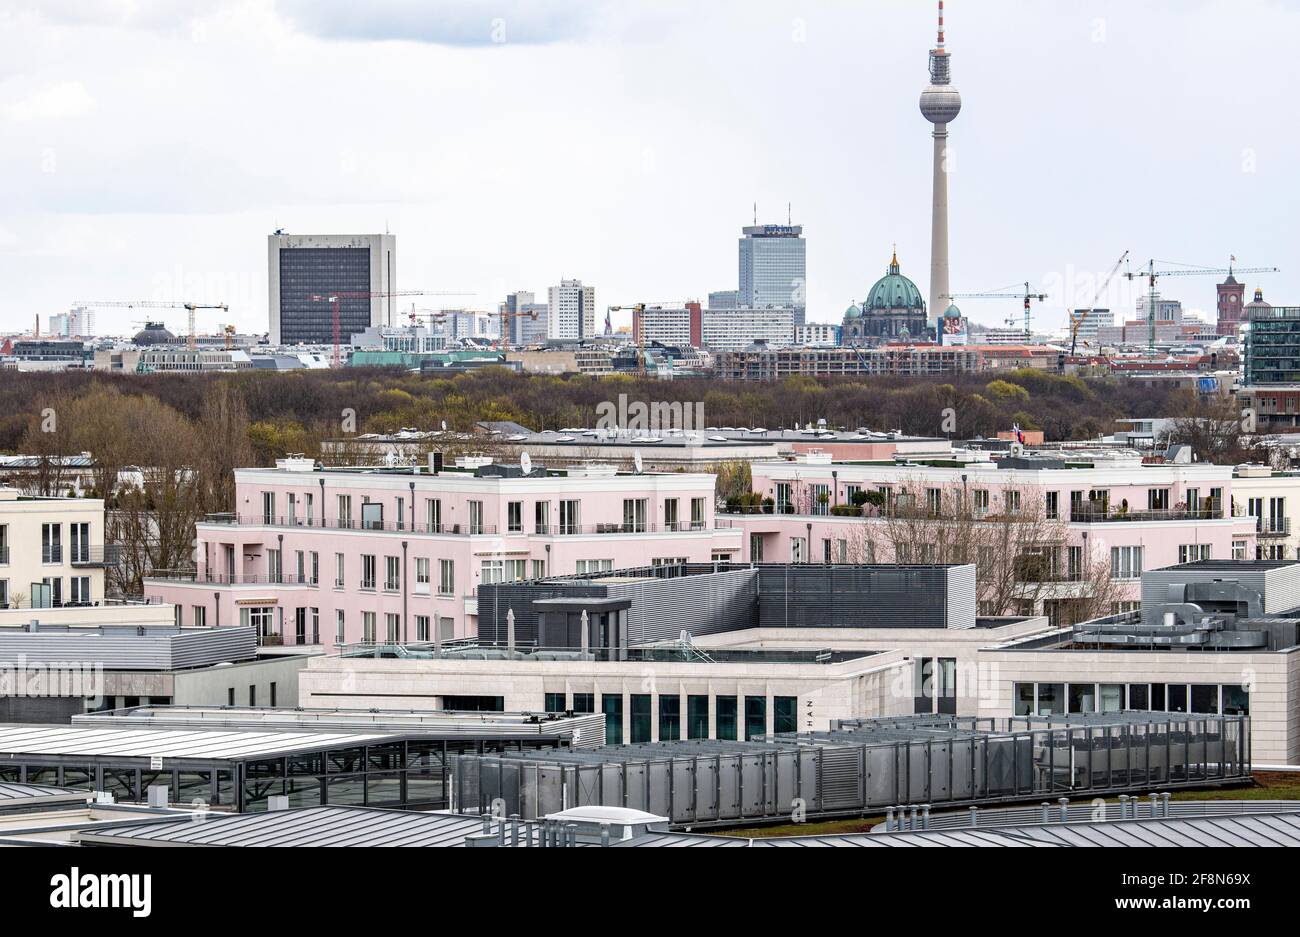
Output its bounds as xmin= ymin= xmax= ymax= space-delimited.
xmin=520 ymin=451 xmax=532 ymax=476
xmin=633 ymin=451 xmax=643 ymax=474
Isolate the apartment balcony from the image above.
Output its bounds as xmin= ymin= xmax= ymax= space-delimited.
xmin=1257 ymin=518 xmax=1292 ymax=538
xmin=70 ymin=545 xmax=122 ymax=568
xmin=534 ymin=522 xmax=712 ymax=536
xmin=146 ymin=570 xmax=319 ymax=587
xmin=201 ymin=514 xmax=499 ymax=536
xmin=1068 ymin=507 xmax=1220 ymax=524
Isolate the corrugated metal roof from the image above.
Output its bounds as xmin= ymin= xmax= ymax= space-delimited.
xmin=620 ymin=811 xmax=1300 ymax=848
xmin=1000 ymin=813 xmax=1300 ymax=848
xmin=0 ymin=725 xmax=399 ymax=761
xmin=0 ymin=781 xmax=89 ymax=806
xmin=75 ymin=807 xmax=491 ymax=847
xmin=0 ymin=626 xmax=258 ymax=671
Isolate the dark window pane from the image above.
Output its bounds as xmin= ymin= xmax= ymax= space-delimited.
xmin=602 ymin=694 xmax=623 ymax=746
xmin=1191 ymin=684 xmax=1219 ymax=714
xmin=716 ymin=696 xmax=737 ymax=741
xmin=659 ymin=695 xmax=681 ymax=742
xmin=1128 ymin=684 xmax=1149 ymax=710
xmin=572 ymin=693 xmax=594 ymax=714
xmin=687 ymin=695 xmax=709 ymax=739
xmin=774 ymin=696 xmax=797 ymax=734
xmin=744 ymin=696 xmax=766 ymax=740
xmin=630 ymin=694 xmax=652 ymax=744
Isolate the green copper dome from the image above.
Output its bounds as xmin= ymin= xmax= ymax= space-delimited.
xmin=865 ymin=251 xmax=926 ymax=313
xmin=943 ymin=303 xmax=962 ymax=319
xmin=844 ymin=303 xmax=862 ymax=320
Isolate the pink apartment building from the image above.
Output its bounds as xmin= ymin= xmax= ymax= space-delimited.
xmin=724 ymin=451 xmax=1259 ymax=621
xmin=144 ymin=458 xmax=740 ymax=648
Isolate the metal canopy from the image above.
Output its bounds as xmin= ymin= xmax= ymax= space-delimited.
xmin=0 ymin=724 xmax=399 ymax=762
xmin=74 ymin=806 xmax=492 ymax=848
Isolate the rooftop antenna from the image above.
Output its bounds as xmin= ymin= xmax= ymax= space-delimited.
xmin=753 ymin=202 xmax=757 ymax=225
xmin=937 ymin=0 xmax=946 ymax=51
xmin=788 ymin=202 xmax=792 ymax=226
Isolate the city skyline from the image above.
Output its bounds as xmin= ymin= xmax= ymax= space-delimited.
xmin=0 ymin=0 xmax=1295 ymax=337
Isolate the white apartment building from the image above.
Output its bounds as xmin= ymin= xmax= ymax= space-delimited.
xmin=1232 ymin=464 xmax=1300 ymax=560
xmin=548 ymin=280 xmax=596 ymax=341
xmin=0 ymin=488 xmax=110 ymax=610
xmin=702 ymin=306 xmax=796 ymax=351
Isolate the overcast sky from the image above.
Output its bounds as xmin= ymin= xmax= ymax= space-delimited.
xmin=0 ymin=0 xmax=1296 ymax=336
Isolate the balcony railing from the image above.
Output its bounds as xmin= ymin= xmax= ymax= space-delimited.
xmin=202 ymin=514 xmax=715 ymax=537
xmin=70 ymin=545 xmax=122 ymax=567
xmin=202 ymin=514 xmax=499 ymax=536
xmin=536 ymin=522 xmax=709 ymax=536
xmin=1257 ymin=517 xmax=1292 ymax=538
xmin=1069 ymin=507 xmax=1220 ymax=524
xmin=145 ymin=570 xmax=319 ymax=586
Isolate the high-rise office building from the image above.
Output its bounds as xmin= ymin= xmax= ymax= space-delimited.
xmin=709 ymin=290 xmax=740 ymax=310
xmin=547 ymin=280 xmax=596 ymax=341
xmin=501 ymin=291 xmax=549 ymax=346
xmin=268 ymin=233 xmax=396 ymax=345
xmin=739 ymin=224 xmax=806 ymax=324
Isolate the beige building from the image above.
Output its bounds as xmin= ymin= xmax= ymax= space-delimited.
xmin=0 ymin=488 xmax=110 ymax=609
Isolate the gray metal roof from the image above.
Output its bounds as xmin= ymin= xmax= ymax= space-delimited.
xmin=72 ymin=706 xmax=605 ymax=747
xmin=0 ymin=781 xmax=90 ymax=808
xmin=74 ymin=807 xmax=492 ymax=847
xmin=0 ymin=625 xmax=258 ymax=671
xmin=0 ymin=724 xmax=400 ymax=762
xmin=621 ymin=811 xmax=1300 ymax=847
xmin=997 ymin=812 xmax=1300 ymax=847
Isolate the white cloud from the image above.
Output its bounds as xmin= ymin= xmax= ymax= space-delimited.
xmin=4 ymin=80 xmax=94 ymax=121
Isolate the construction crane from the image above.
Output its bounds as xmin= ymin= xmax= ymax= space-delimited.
xmin=949 ymin=283 xmax=1048 ymax=341
xmin=1068 ymin=251 xmax=1129 ymax=356
xmin=489 ymin=308 xmax=540 ymax=350
xmin=77 ymin=300 xmax=229 ymax=349
xmin=608 ymin=303 xmax=685 ymax=376
xmin=1125 ymin=259 xmax=1280 ymax=354
xmin=309 ymin=291 xmax=471 ymax=367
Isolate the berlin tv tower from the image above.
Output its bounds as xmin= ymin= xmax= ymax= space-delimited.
xmin=919 ymin=1 xmax=962 ymax=316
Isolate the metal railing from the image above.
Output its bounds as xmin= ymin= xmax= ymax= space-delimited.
xmin=1257 ymin=517 xmax=1292 ymax=537
xmin=144 ymin=570 xmax=319 ymax=586
xmin=70 ymin=545 xmax=122 ymax=567
xmin=202 ymin=514 xmax=500 ymax=536
xmin=1070 ymin=507 xmax=1220 ymax=524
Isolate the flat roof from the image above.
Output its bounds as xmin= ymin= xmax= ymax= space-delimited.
xmin=0 ymin=781 xmax=91 ymax=809
xmin=72 ymin=706 xmax=602 ymax=740
xmin=624 ymin=811 xmax=1300 ymax=847
xmin=0 ymin=724 xmax=399 ymax=762
xmin=74 ymin=806 xmax=491 ymax=847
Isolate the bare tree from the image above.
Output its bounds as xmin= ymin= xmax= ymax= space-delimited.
xmin=850 ymin=477 xmax=1121 ymax=625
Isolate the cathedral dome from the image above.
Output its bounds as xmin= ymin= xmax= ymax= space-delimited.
xmin=844 ymin=303 xmax=862 ymax=320
xmin=865 ymin=251 xmax=926 ymax=313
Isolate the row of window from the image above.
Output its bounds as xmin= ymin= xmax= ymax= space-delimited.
xmin=539 ymin=692 xmax=799 ymax=744
xmin=0 ymin=576 xmax=92 ymax=608
xmin=38 ymin=522 xmax=93 ymax=564
xmin=771 ymin=485 xmax=1224 ymax=519
xmin=1013 ymin=681 xmax=1249 ymax=717
xmin=238 ymin=605 xmax=455 ymax=645
xmin=262 ymin=493 xmax=708 ymax=534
